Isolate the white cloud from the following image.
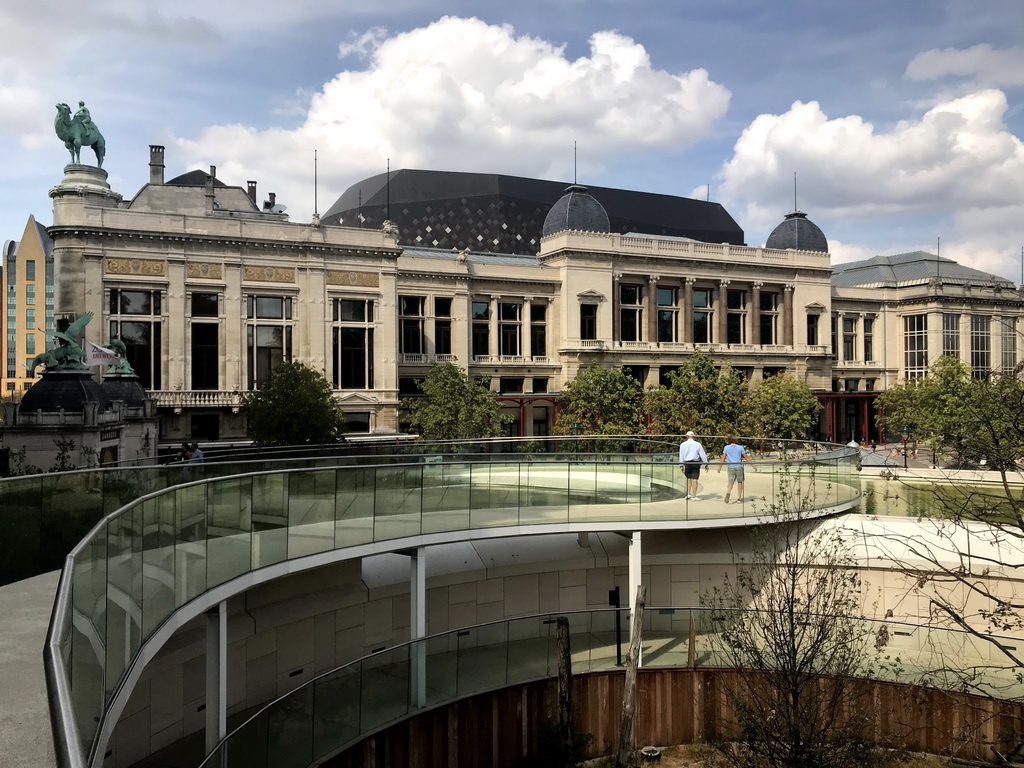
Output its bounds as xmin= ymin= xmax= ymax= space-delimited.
xmin=907 ymin=45 xmax=1024 ymax=89
xmin=716 ymin=91 xmax=1024 ymax=278
xmin=0 ymin=86 xmax=51 ymax=148
xmin=175 ymin=16 xmax=731 ymax=218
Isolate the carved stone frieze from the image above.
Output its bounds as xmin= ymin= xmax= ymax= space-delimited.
xmin=186 ymin=262 xmax=224 ymax=280
xmin=244 ymin=266 xmax=296 ymax=283
xmin=326 ymin=270 xmax=380 ymax=287
xmin=105 ymin=257 xmax=166 ymax=276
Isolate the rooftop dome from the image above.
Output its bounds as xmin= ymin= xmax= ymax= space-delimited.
xmin=541 ymin=185 xmax=610 ymax=238
xmin=765 ymin=210 xmax=828 ymax=253
xmin=20 ymin=370 xmax=108 ymax=413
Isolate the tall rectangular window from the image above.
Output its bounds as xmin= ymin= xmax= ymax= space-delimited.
xmin=472 ymin=300 xmax=490 ymax=356
xmin=580 ymin=304 xmax=598 ymax=340
xmin=531 ymin=303 xmax=547 ymax=357
xmin=110 ymin=288 xmax=163 ymax=388
xmin=842 ymin=317 xmax=856 ymax=361
xmin=942 ymin=313 xmax=960 ymax=358
xmin=903 ymin=314 xmax=928 ymax=378
xmin=25 ymin=334 xmax=35 ymax=355
xmin=25 ymin=285 xmax=35 ymax=306
xmin=190 ymin=292 xmax=220 ymax=390
xmin=759 ymin=292 xmax=778 ymax=345
xmin=619 ymin=284 xmax=643 ymax=342
xmin=863 ymin=318 xmax=874 ymax=362
xmin=25 ymin=260 xmax=35 ymax=281
xmin=806 ymin=314 xmax=819 ymax=346
xmin=398 ymin=296 xmax=424 ymax=355
xmin=333 ymin=298 xmax=374 ymax=389
xmin=190 ymin=323 xmax=219 ymax=390
xmin=435 ymin=297 xmax=452 ymax=356
xmin=692 ymin=289 xmax=712 ymax=344
xmin=726 ymin=290 xmax=746 ymax=344
xmin=245 ymin=295 xmax=292 ymax=388
xmin=657 ymin=287 xmax=678 ymax=343
xmin=970 ymin=315 xmax=991 ymax=378
xmin=26 ymin=308 xmax=35 ymax=329
xmin=499 ymin=302 xmax=521 ymax=356
xmin=1002 ymin=317 xmax=1017 ymax=374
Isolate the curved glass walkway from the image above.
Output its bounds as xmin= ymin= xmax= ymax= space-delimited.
xmin=41 ymin=438 xmax=861 ymax=768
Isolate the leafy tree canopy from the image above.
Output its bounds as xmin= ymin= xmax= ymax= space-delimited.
xmin=646 ymin=351 xmax=746 ymax=437
xmin=405 ymin=362 xmax=511 ymax=440
xmin=554 ymin=363 xmax=644 ymax=435
xmin=741 ymin=372 xmax=822 ymax=441
xmin=240 ymin=361 xmax=346 ymax=446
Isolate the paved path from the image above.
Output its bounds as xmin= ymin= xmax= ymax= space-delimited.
xmin=0 ymin=571 xmax=58 ymax=768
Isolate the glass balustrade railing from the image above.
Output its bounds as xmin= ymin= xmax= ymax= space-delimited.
xmin=2 ymin=436 xmax=846 ymax=585
xmin=200 ymin=607 xmax=1024 ymax=768
xmin=42 ymin=438 xmax=859 ymax=768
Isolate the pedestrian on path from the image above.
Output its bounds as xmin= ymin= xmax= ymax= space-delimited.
xmin=718 ymin=435 xmax=752 ymax=503
xmin=678 ymin=431 xmax=709 ymax=500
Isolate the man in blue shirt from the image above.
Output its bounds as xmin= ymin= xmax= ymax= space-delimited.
xmin=718 ymin=435 xmax=752 ymax=503
xmin=678 ymin=431 xmax=709 ymax=500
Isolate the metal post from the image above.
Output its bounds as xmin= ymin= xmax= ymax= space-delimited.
xmin=205 ymin=601 xmax=227 ymax=754
xmin=609 ymin=586 xmax=622 ymax=666
xmin=409 ymin=546 xmax=427 ymax=708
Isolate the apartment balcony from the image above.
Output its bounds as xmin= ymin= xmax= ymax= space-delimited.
xmin=150 ymin=390 xmax=243 ymax=413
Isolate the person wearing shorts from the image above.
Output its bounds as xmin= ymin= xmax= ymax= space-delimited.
xmin=678 ymin=431 xmax=709 ymax=500
xmin=718 ymin=436 xmax=752 ymax=503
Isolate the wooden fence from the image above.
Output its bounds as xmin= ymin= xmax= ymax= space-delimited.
xmin=324 ymin=668 xmax=1024 ymax=768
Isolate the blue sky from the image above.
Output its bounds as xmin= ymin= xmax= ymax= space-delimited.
xmin=3 ymin=1 xmax=1024 ymax=281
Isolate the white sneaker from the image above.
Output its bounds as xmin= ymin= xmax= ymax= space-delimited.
xmin=691 ymin=496 xmax=702 ymax=502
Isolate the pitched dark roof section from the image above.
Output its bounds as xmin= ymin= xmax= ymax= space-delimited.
xmin=832 ymin=251 xmax=1018 ymax=289
xmin=323 ymin=169 xmax=744 ymax=252
xmin=166 ymin=170 xmax=228 ymax=187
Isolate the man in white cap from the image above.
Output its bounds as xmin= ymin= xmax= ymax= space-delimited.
xmin=678 ymin=431 xmax=709 ymax=500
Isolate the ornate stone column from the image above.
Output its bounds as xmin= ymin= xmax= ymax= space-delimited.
xmin=683 ymin=278 xmax=694 ymax=344
xmin=647 ymin=275 xmax=659 ymax=344
xmin=783 ymin=284 xmax=794 ymax=346
xmin=751 ymin=282 xmax=762 ymax=346
xmin=717 ymin=279 xmax=730 ymax=344
xmin=612 ymin=273 xmax=621 ymax=345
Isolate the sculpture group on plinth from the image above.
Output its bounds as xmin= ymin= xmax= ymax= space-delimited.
xmin=54 ymin=100 xmax=105 ymax=168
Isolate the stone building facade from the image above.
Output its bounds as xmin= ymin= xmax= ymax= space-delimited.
xmin=24 ymin=147 xmax=1024 ymax=446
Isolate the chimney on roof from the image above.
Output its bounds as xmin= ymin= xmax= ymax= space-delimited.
xmin=263 ymin=192 xmax=276 ymax=211
xmin=205 ymin=166 xmax=216 ymax=212
xmin=247 ymin=181 xmax=257 ymax=206
xmin=149 ymin=145 xmax=165 ymax=185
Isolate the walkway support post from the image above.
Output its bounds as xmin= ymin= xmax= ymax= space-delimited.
xmin=204 ymin=601 xmax=227 ymax=753
xmin=628 ymin=531 xmax=643 ymax=667
xmin=410 ymin=546 xmax=427 ymax=708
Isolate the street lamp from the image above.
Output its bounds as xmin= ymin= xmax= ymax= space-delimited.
xmin=900 ymin=425 xmax=909 ymax=469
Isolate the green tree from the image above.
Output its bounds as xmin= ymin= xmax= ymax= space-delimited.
xmin=240 ymin=361 xmax=346 ymax=446
xmin=555 ymin=363 xmax=645 ymax=435
xmin=405 ymin=362 xmax=510 ymax=440
xmin=645 ymin=351 xmax=746 ymax=437
xmin=741 ymin=373 xmax=822 ymax=441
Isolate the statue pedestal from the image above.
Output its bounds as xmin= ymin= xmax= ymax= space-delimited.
xmin=49 ymin=165 xmax=122 ymax=204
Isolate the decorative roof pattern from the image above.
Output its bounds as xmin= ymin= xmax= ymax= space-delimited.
xmin=323 ymin=169 xmax=745 ymax=252
xmin=831 ymin=251 xmax=1018 ymax=289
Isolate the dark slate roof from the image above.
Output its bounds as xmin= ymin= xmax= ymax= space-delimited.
xmin=20 ymin=370 xmax=108 ymax=412
xmin=765 ymin=211 xmax=828 ymax=252
xmin=831 ymin=251 xmax=1017 ymax=289
xmin=542 ymin=185 xmax=610 ymax=237
xmin=322 ymin=169 xmax=744 ymax=252
xmin=166 ymin=170 xmax=228 ymax=187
